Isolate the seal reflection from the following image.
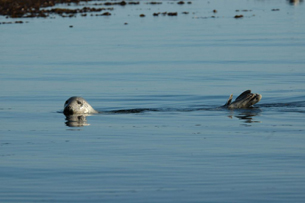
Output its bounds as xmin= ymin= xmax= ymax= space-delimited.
xmin=228 ymin=108 xmax=262 ymax=124
xmin=65 ymin=115 xmax=90 ymax=127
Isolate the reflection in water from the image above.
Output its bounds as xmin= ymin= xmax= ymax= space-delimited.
xmin=227 ymin=108 xmax=262 ymax=124
xmin=287 ymin=0 xmax=303 ymax=5
xmin=64 ymin=108 xmax=264 ymax=127
xmin=65 ymin=115 xmax=90 ymax=127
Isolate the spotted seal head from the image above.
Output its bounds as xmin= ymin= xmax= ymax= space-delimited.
xmin=63 ymin=96 xmax=98 ymax=116
xmin=224 ymin=90 xmax=262 ymax=109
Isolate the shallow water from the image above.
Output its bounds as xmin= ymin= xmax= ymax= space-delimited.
xmin=1 ymin=0 xmax=305 ymax=202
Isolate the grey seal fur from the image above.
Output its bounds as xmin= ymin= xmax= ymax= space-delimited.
xmin=63 ymin=96 xmax=98 ymax=116
xmin=223 ymin=90 xmax=262 ymax=109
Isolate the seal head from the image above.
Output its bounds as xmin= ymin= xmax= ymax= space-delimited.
xmin=63 ymin=96 xmax=98 ymax=116
xmin=224 ymin=90 xmax=262 ymax=109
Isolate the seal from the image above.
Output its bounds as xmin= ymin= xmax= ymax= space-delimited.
xmin=63 ymin=96 xmax=98 ymax=116
xmin=223 ymin=90 xmax=262 ymax=109
xmin=63 ymin=90 xmax=262 ymax=116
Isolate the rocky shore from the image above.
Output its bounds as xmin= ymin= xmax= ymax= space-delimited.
xmin=0 ymin=0 xmax=124 ymax=18
xmin=0 ymin=0 xmax=192 ymax=18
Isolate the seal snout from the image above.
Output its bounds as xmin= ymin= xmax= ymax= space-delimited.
xmin=63 ymin=105 xmax=75 ymax=116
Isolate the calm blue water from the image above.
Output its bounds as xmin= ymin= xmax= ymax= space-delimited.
xmin=1 ymin=0 xmax=305 ymax=202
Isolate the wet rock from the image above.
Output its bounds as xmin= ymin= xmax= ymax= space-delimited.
xmin=104 ymin=2 xmax=113 ymax=6
xmin=182 ymin=12 xmax=189 ymax=14
xmin=1 ymin=21 xmax=13 ymax=24
xmin=288 ymin=0 xmax=303 ymax=5
xmin=147 ymin=2 xmax=162 ymax=4
xmin=0 ymin=0 xmax=83 ymax=18
xmin=234 ymin=15 xmax=243 ymax=18
xmin=139 ymin=14 xmax=145 ymax=17
xmin=168 ymin=12 xmax=178 ymax=16
xmin=271 ymin=9 xmax=280 ymax=11
xmin=213 ymin=9 xmax=217 ymax=13
xmin=101 ymin=12 xmax=111 ymax=16
xmin=236 ymin=9 xmax=252 ymax=12
xmin=0 ymin=0 xmax=183 ymax=20
xmin=104 ymin=1 xmax=137 ymax=6
xmin=128 ymin=2 xmax=140 ymax=5
xmin=119 ymin=1 xmax=127 ymax=6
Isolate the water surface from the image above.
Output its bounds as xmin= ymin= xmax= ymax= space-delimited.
xmin=1 ymin=0 xmax=305 ymax=202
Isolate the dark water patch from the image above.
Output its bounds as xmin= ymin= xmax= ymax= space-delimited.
xmin=108 ymin=108 xmax=159 ymax=114
xmin=47 ymin=59 xmax=305 ymax=67
xmin=0 ymin=108 xmax=12 ymax=111
xmin=258 ymin=101 xmax=305 ymax=114
xmin=105 ymin=107 xmax=216 ymax=114
xmin=259 ymin=101 xmax=305 ymax=108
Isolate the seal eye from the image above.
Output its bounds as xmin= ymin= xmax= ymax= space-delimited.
xmin=77 ymin=100 xmax=82 ymax=105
